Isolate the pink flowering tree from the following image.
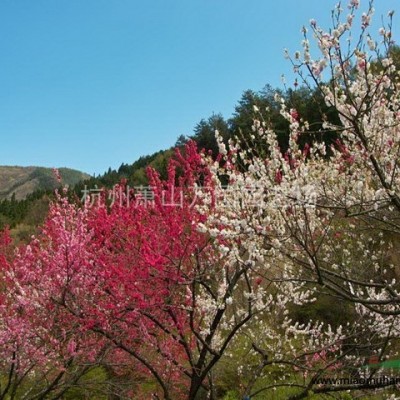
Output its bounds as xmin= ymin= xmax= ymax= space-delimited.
xmin=1 ymin=143 xmax=291 ymax=399
xmin=0 ymin=194 xmax=113 ymax=400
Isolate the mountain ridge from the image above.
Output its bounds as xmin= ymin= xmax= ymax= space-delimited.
xmin=0 ymin=166 xmax=91 ymax=200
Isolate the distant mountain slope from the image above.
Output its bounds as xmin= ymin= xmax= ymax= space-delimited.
xmin=0 ymin=166 xmax=90 ymax=200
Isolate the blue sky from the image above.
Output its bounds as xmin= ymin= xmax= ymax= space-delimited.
xmin=0 ymin=0 xmax=398 ymax=176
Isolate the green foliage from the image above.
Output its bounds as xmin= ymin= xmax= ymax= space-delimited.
xmin=230 ymin=86 xmax=288 ymax=149
xmin=229 ymin=84 xmax=340 ymax=155
xmin=222 ymin=390 xmax=240 ymax=400
xmin=63 ymin=367 xmax=109 ymax=400
xmin=0 ymin=189 xmax=50 ymax=230
xmin=191 ymin=113 xmax=230 ymax=157
xmin=289 ymin=293 xmax=354 ymax=329
xmin=175 ymin=134 xmax=189 ymax=148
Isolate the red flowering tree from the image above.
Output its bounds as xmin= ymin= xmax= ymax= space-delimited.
xmin=76 ymin=142 xmax=274 ymax=399
xmin=0 ymin=142 xmax=271 ymax=399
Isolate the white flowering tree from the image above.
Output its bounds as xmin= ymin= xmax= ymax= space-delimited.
xmin=193 ymin=0 xmax=400 ymax=398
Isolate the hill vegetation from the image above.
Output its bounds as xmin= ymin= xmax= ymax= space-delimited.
xmin=0 ymin=166 xmax=90 ymax=200
xmin=0 ymin=46 xmax=398 ymax=244
xmin=0 ymin=167 xmax=90 ymax=242
xmin=0 ymin=82 xmax=344 ymax=243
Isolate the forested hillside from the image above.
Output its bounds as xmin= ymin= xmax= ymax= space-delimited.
xmin=1 ymin=41 xmax=398 ymax=243
xmin=0 ymin=81 xmax=342 ymax=241
xmin=0 ymin=166 xmax=90 ymax=200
